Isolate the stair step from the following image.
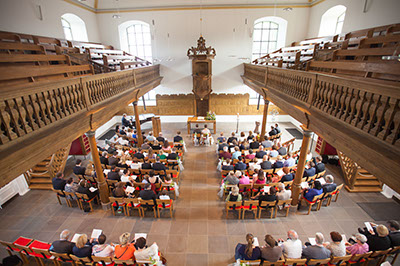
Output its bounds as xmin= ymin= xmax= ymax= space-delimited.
xmin=29 ymin=183 xmax=53 ymax=190
xmin=30 ymin=172 xmax=51 ymax=178
xmin=30 ymin=177 xmax=52 ymax=184
xmin=355 ymin=175 xmax=378 ymax=181
xmin=354 ymin=180 xmax=382 ymax=186
xmin=32 ymin=166 xmax=48 ymax=172
xmin=345 ymin=185 xmax=382 ymax=193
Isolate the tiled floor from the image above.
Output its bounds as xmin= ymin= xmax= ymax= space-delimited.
xmin=0 ymin=120 xmax=398 ymax=265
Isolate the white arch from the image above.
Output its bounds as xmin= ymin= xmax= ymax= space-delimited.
xmin=118 ymin=20 xmax=152 ymax=60
xmin=61 ymin=13 xmax=88 ymax=42
xmin=318 ymin=5 xmax=347 ymax=37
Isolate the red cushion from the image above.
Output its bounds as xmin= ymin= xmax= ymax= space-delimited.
xmin=242 ymin=206 xmax=258 ymax=209
xmin=304 ymin=198 xmax=317 ymax=204
xmin=163 ymin=187 xmax=175 ymax=191
xmin=229 ymin=206 xmax=242 ymax=210
xmin=28 ymin=240 xmax=51 ymax=257
xmin=13 ymin=237 xmax=32 ymax=247
xmin=158 ymin=204 xmax=171 ymax=208
xmin=128 ymin=203 xmax=141 ymax=207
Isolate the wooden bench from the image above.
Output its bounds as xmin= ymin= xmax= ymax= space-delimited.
xmin=0 ymin=41 xmax=46 ymax=54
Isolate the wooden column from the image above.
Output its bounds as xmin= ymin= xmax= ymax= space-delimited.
xmin=85 ymin=130 xmax=110 ymax=208
xmin=260 ymin=99 xmax=270 ymax=138
xmin=132 ymin=101 xmax=143 ymax=146
xmin=291 ymin=126 xmax=313 ymax=206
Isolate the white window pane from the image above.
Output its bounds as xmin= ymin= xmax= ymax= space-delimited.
xmin=252 ymin=42 xmax=261 ymax=54
xmin=128 ymin=34 xmax=136 ymax=45
xmin=136 ymin=33 xmax=143 ymax=44
xmin=254 ymin=22 xmax=263 ymax=30
xmin=269 ymin=42 xmax=277 ymax=52
xmin=260 ymin=42 xmax=268 ymax=53
xmin=142 ymin=25 xmax=150 ymax=33
xmin=137 ymin=46 xmax=144 ymax=57
xmin=262 ymin=32 xmax=270 ymax=42
xmin=144 ymin=46 xmax=152 ymax=56
xmin=269 ymin=30 xmax=278 ymax=41
xmin=270 ymin=22 xmax=279 ymax=30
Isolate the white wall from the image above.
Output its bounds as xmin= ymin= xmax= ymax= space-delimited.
xmin=0 ymin=0 xmax=100 ymax=42
xmin=97 ymin=7 xmax=310 ymax=95
xmin=308 ymin=0 xmax=400 ymax=37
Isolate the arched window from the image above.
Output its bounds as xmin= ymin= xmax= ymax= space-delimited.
xmin=318 ymin=5 xmax=347 ymax=37
xmin=119 ymin=21 xmax=152 ymax=62
xmin=61 ymin=13 xmax=88 ymax=42
xmin=252 ymin=17 xmax=287 ymax=61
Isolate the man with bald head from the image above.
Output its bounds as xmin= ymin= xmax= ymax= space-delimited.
xmin=281 ymin=230 xmax=302 ymax=259
xmin=49 ymin=229 xmax=75 ymax=254
xmin=302 ymin=232 xmax=331 ymax=259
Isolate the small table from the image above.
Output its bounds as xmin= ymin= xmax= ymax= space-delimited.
xmin=187 ymin=117 xmax=216 ymax=134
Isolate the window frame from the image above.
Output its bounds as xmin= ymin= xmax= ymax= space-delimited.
xmin=334 ymin=11 xmax=346 ymax=35
xmin=252 ymin=20 xmax=279 ymax=60
xmin=61 ymin=18 xmax=73 ymax=40
xmin=125 ymin=22 xmax=152 ymax=62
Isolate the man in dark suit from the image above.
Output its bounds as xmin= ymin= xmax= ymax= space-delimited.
xmin=234 ymin=157 xmax=247 ymax=171
xmin=133 ymin=149 xmax=145 ymax=160
xmin=322 ymin=175 xmax=337 ymax=193
xmin=269 ymin=126 xmax=277 ymax=137
xmin=277 ymin=144 xmax=287 ymax=156
xmin=173 ymin=131 xmax=183 ymax=143
xmin=122 ymin=114 xmax=133 ymax=128
xmin=260 ymin=155 xmax=272 ymax=170
xmin=218 ymin=142 xmax=229 ymax=151
xmin=156 ymin=132 xmax=165 ymax=143
xmin=272 ymin=155 xmax=284 ymax=169
xmin=52 ymin=172 xmax=66 ymax=190
xmin=153 ymin=157 xmax=166 ymax=172
xmin=108 ymin=153 xmax=119 ymax=166
xmin=249 ymin=140 xmax=260 ymax=150
xmin=73 ymin=159 xmax=86 ymax=176
xmin=141 ymin=159 xmax=152 ymax=170
xmin=280 ymin=167 xmax=294 ymax=182
xmin=100 ymin=151 xmax=109 ymax=165
xmin=303 ymin=161 xmax=316 ymax=177
xmin=167 ymin=148 xmax=179 ymax=160
xmin=388 ymin=220 xmax=400 ymax=247
xmin=107 ymin=144 xmax=116 ymax=154
xmin=222 ymin=159 xmax=234 ymax=171
xmin=139 ymin=183 xmax=157 ymax=206
xmin=227 ymin=132 xmax=237 ymax=144
xmin=107 ymin=166 xmax=120 ymax=181
xmin=256 ymin=146 xmax=267 ymax=159
xmin=315 ymin=156 xmax=325 ymax=174
xmin=50 ymin=230 xmax=75 ymax=254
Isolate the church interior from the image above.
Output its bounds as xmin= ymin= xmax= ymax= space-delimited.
xmin=0 ymin=0 xmax=399 ymax=265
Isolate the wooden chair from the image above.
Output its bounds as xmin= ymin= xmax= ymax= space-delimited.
xmin=284 ymin=258 xmax=307 ymax=266
xmin=51 ymin=188 xmax=65 ymax=205
xmin=274 ymin=199 xmax=292 ymax=218
xmin=156 ymin=199 xmax=174 ymax=218
xmin=50 ymin=251 xmax=75 ymax=266
xmin=70 ymin=254 xmax=93 ymax=265
xmin=302 ymin=194 xmax=324 ymax=215
xmin=262 ymin=259 xmax=285 ymax=266
xmin=240 ymin=259 xmax=261 ymax=265
xmin=161 ymin=183 xmax=176 ymax=200
xmin=306 ymin=258 xmax=330 ymax=266
xmin=139 ymin=199 xmax=157 ymax=218
xmin=316 ymin=170 xmax=326 ymax=178
xmin=112 ymin=258 xmax=136 ymax=265
xmin=166 ymin=169 xmax=180 ymax=183
xmin=225 ymin=201 xmax=242 ymax=219
xmin=63 ymin=191 xmax=77 ymax=208
xmin=125 ymin=198 xmax=143 ymax=217
xmin=367 ymin=249 xmax=391 ymax=265
xmin=30 ymin=247 xmax=53 ymax=266
xmin=136 ymin=259 xmax=154 ymax=266
xmin=258 ymin=201 xmax=276 ymax=219
xmin=0 ymin=239 xmax=26 ymax=259
xmin=348 ymin=251 xmax=372 ymax=265
xmin=75 ymin=192 xmax=98 ymax=212
xmin=331 ymin=183 xmax=344 ymax=202
xmin=387 ymin=246 xmax=400 ymax=265
xmin=241 ymin=200 xmax=259 ymax=219
xmin=92 ymin=255 xmax=113 ymax=266
xmin=109 ymin=197 xmax=127 ymax=216
xmin=329 ymin=254 xmax=352 ymax=265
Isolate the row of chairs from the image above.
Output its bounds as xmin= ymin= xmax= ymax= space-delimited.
xmin=109 ymin=197 xmax=174 ymax=218
xmin=0 ymin=236 xmax=153 ymax=266
xmin=226 ymin=199 xmax=292 ymax=219
xmin=239 ymin=246 xmax=400 ymax=266
xmin=52 ymin=189 xmax=99 ymax=212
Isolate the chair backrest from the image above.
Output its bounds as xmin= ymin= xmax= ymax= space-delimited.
xmin=242 ymin=200 xmax=259 ymax=208
xmin=284 ymin=258 xmax=307 ymax=266
xmin=335 ymin=183 xmax=344 ymax=193
xmin=260 ymin=200 xmax=277 ymax=208
xmin=52 ymin=188 xmax=64 ymax=195
xmin=75 ymin=192 xmax=89 ymax=200
xmin=30 ymin=247 xmax=52 ymax=258
xmin=109 ymin=197 xmax=125 ymax=205
xmin=113 ymin=258 xmax=136 ymax=265
xmin=389 ymin=246 xmax=400 ymax=254
xmin=350 ymin=251 xmax=372 ymax=262
xmin=312 ymin=193 xmax=324 ymax=202
xmin=70 ymin=254 xmax=92 ymax=263
xmin=0 ymin=240 xmax=17 ymax=251
xmin=125 ymin=198 xmax=140 ymax=206
xmin=263 ymin=260 xmax=285 ymax=266
xmin=277 ymin=199 xmax=292 ymax=206
xmin=226 ymin=201 xmax=242 ymax=209
xmin=156 ymin=199 xmax=173 ymax=208
xmin=370 ymin=249 xmax=390 ymax=258
xmin=329 ymin=254 xmax=352 ymax=264
xmin=92 ymin=255 xmax=113 ymax=264
xmin=240 ymin=259 xmax=261 ymax=265
xmin=239 ymin=184 xmax=252 ymax=191
xmin=50 ymin=251 xmax=71 ymax=261
xmin=306 ymin=258 xmax=331 ymax=266
xmin=140 ymin=199 xmax=155 ymax=206
xmin=63 ymin=191 xmax=76 ymax=199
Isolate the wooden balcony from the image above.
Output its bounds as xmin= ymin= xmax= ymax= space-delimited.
xmin=242 ymin=63 xmax=400 ymax=193
xmin=0 ymin=65 xmax=162 ymax=187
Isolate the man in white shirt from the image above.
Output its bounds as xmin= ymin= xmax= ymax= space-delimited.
xmin=146 ymin=131 xmax=156 ymax=142
xmin=116 ymin=136 xmax=129 ymax=146
xmin=92 ymin=234 xmax=115 ymax=259
xmin=202 ymin=124 xmax=211 ymax=135
xmin=277 ymin=183 xmax=292 ymax=201
xmin=280 ymin=230 xmax=302 ymax=259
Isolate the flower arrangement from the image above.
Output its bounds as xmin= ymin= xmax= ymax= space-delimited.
xmin=205 ymin=111 xmax=216 ymax=120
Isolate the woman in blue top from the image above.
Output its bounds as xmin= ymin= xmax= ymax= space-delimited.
xmin=304 ymin=180 xmax=323 ymax=202
xmin=72 ymin=234 xmax=96 ymax=258
xmin=235 ymin=233 xmax=261 ymax=260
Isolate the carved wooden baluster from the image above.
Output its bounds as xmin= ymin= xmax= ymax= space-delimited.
xmin=0 ymin=101 xmax=17 ymax=143
xmin=5 ymin=99 xmax=23 ymax=137
xmin=64 ymin=86 xmax=73 ymax=114
xmin=70 ymin=85 xmax=79 ymax=113
xmin=21 ymin=95 xmax=38 ymax=131
xmin=29 ymin=94 xmax=45 ymax=128
xmin=350 ymin=90 xmax=368 ymax=128
xmin=59 ymin=87 xmax=69 ymax=116
xmin=344 ymin=88 xmax=359 ymax=123
xmin=53 ymin=88 xmax=65 ymax=119
xmin=332 ymin=85 xmax=342 ymax=117
xmin=318 ymin=81 xmax=327 ymax=110
xmin=355 ymin=92 xmax=372 ymax=130
xmin=384 ymin=99 xmax=400 ymax=146
xmin=370 ymin=95 xmax=389 ymax=136
xmin=364 ymin=94 xmax=381 ymax=134
xmin=47 ymin=90 xmax=61 ymax=121
xmin=41 ymin=91 xmax=55 ymax=123
xmin=76 ymin=83 xmax=85 ymax=110
xmin=338 ymin=87 xmax=350 ymax=120
xmin=14 ymin=98 xmax=32 ymax=134
xmin=87 ymin=80 xmax=94 ymax=104
xmin=323 ymin=82 xmax=332 ymax=113
xmin=377 ymin=98 xmax=399 ymax=141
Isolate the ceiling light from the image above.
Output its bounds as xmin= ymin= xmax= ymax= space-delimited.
xmin=283 ymin=7 xmax=293 ymax=11
xmin=77 ymin=0 xmax=86 ymax=2
xmin=112 ymin=14 xmax=121 ymax=19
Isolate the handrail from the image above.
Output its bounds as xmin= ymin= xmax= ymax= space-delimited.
xmin=0 ymin=65 xmax=161 ymax=146
xmin=243 ymin=63 xmax=400 ymax=147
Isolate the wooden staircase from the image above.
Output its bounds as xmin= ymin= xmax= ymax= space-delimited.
xmin=337 ymin=151 xmax=382 ymax=192
xmin=26 ymin=144 xmax=71 ymax=190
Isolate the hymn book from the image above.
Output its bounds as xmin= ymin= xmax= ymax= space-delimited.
xmin=91 ymin=229 xmax=102 ymax=239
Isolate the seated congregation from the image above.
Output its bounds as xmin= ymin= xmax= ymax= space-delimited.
xmin=233 ymin=220 xmax=400 ymax=265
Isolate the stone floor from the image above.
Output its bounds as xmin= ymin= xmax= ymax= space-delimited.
xmin=0 ymin=120 xmax=398 ymax=265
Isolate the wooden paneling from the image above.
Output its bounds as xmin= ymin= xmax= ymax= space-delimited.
xmin=118 ymin=93 xmax=286 ymax=116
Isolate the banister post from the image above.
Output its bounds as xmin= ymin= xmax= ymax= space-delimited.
xmin=133 ymin=101 xmax=143 ymax=146
xmin=291 ymin=125 xmax=313 ymax=206
xmin=260 ymin=99 xmax=270 ymax=139
xmin=85 ymin=130 xmax=110 ymax=208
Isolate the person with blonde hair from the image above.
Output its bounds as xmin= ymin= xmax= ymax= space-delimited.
xmin=114 ymin=232 xmax=136 ymax=260
xmin=235 ymin=233 xmax=261 ymax=260
xmin=225 ymin=185 xmax=242 ymax=202
xmin=72 ymin=234 xmax=95 ymax=258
